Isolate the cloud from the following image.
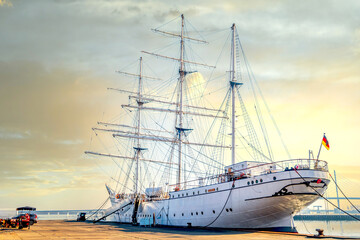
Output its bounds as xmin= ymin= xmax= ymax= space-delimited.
xmin=56 ymin=139 xmax=83 ymax=145
xmin=0 ymin=129 xmax=30 ymax=139
xmin=0 ymin=0 xmax=12 ymax=7
xmin=0 ymin=60 xmax=120 ymax=208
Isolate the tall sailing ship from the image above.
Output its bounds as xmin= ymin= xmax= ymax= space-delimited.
xmin=85 ymin=15 xmax=330 ymax=232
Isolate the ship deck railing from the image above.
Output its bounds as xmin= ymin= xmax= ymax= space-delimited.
xmin=168 ymin=158 xmax=328 ymax=192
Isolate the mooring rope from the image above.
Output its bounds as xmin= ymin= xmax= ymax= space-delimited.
xmin=204 ymin=180 xmax=236 ymax=227
xmin=327 ymin=171 xmax=360 ymax=214
xmin=294 ymin=169 xmax=360 ymax=221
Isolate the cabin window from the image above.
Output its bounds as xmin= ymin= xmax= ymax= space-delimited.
xmin=186 ymin=193 xmax=188 ymax=196
xmin=193 ymin=192 xmax=195 ymax=195
xmin=256 ymin=180 xmax=258 ymax=184
xmin=169 ymin=194 xmax=171 ymax=197
xmin=182 ymin=213 xmax=184 ymax=216
xmin=230 ymin=208 xmax=233 ymax=212
xmin=196 ymin=212 xmax=198 ymax=215
xmin=198 ymin=191 xmax=199 ymax=194
xmin=178 ymin=194 xmax=180 ymax=197
xmin=216 ymin=188 xmax=218 ymax=191
xmin=201 ymin=211 xmax=203 ymax=215
xmin=251 ymin=180 xmax=254 ymax=184
xmin=205 ymin=189 xmax=207 ymax=193
xmin=213 ymin=210 xmax=215 ymax=214
xmin=226 ymin=209 xmax=229 ymax=212
xmin=260 ymin=179 xmax=263 ymax=183
xmin=247 ymin=181 xmax=250 ymax=185
xmin=273 ymin=176 xmax=276 ymax=181
xmin=191 ymin=212 xmax=193 ymax=216
xmin=174 ymin=214 xmax=176 ymax=217
xmin=182 ymin=194 xmax=184 ymax=197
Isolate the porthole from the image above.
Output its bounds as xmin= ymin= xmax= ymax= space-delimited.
xmin=198 ymin=191 xmax=200 ymax=194
xmin=251 ymin=180 xmax=254 ymax=184
xmin=256 ymin=180 xmax=258 ymax=184
xmin=191 ymin=212 xmax=193 ymax=216
xmin=201 ymin=211 xmax=203 ymax=215
xmin=230 ymin=208 xmax=233 ymax=212
xmin=182 ymin=194 xmax=184 ymax=197
xmin=169 ymin=194 xmax=171 ymax=197
xmin=182 ymin=213 xmax=184 ymax=216
xmin=216 ymin=188 xmax=218 ymax=191
xmin=205 ymin=190 xmax=207 ymax=193
xmin=226 ymin=209 xmax=229 ymax=212
xmin=196 ymin=212 xmax=198 ymax=215
xmin=260 ymin=179 xmax=263 ymax=183
xmin=193 ymin=192 xmax=195 ymax=195
xmin=213 ymin=210 xmax=215 ymax=214
xmin=178 ymin=194 xmax=180 ymax=197
xmin=174 ymin=214 xmax=176 ymax=217
xmin=273 ymin=176 xmax=277 ymax=181
xmin=186 ymin=193 xmax=188 ymax=196
xmin=247 ymin=181 xmax=250 ymax=185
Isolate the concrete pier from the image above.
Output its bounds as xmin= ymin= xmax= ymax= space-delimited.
xmin=0 ymin=220 xmax=355 ymax=240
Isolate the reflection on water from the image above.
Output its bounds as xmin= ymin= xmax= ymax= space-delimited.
xmin=294 ymin=220 xmax=360 ymax=237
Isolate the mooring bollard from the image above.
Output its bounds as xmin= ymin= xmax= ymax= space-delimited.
xmin=315 ymin=229 xmax=324 ymax=237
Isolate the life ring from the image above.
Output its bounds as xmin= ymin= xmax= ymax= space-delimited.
xmin=115 ymin=194 xmax=121 ymax=199
xmin=174 ymin=187 xmax=180 ymax=192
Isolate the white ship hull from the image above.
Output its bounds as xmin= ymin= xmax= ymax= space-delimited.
xmin=105 ymin=169 xmax=329 ymax=232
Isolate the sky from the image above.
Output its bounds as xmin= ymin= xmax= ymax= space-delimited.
xmin=0 ymin=0 xmax=359 ymax=211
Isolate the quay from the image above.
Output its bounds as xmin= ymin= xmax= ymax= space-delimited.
xmin=0 ymin=220 xmax=357 ymax=240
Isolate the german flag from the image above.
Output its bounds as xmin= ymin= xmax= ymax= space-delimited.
xmin=322 ymin=135 xmax=330 ymax=150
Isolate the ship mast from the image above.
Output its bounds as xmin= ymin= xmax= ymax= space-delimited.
xmin=177 ymin=14 xmax=185 ymax=187
xmin=139 ymin=14 xmax=222 ymax=189
xmin=230 ymin=24 xmax=236 ymax=165
xmin=134 ymin=57 xmax=143 ymax=194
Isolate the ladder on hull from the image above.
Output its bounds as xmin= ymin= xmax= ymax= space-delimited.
xmin=132 ymin=197 xmax=140 ymax=225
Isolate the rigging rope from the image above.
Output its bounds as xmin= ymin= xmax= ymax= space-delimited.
xmin=86 ymin=196 xmax=110 ymax=220
xmin=328 ymin=171 xmax=360 ymax=214
xmin=293 ymin=169 xmax=360 ymax=221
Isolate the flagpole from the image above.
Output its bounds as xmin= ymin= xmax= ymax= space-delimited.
xmin=316 ymin=133 xmax=325 ymax=160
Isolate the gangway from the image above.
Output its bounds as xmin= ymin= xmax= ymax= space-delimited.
xmin=93 ymin=199 xmax=133 ymax=223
